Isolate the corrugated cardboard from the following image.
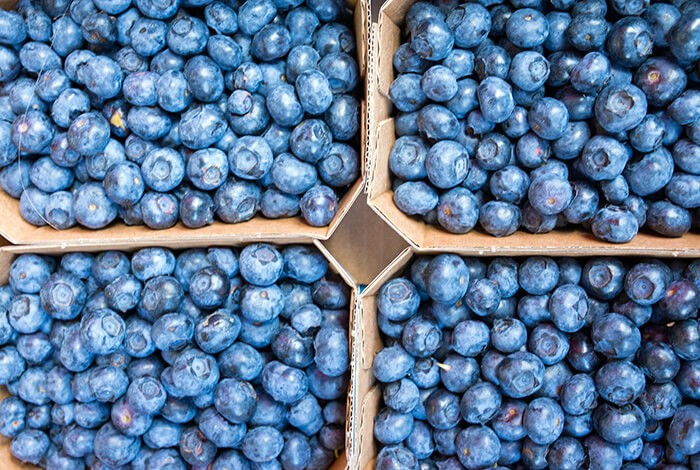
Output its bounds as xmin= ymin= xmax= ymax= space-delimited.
xmin=0 ymin=239 xmax=356 ymax=470
xmin=0 ymin=0 xmax=369 ymax=247
xmin=366 ymin=0 xmax=700 ymax=256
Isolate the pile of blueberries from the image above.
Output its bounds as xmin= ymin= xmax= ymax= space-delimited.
xmin=0 ymin=0 xmax=360 ymax=230
xmin=373 ymin=254 xmax=700 ymax=468
xmin=0 ymin=243 xmax=350 ymax=469
xmin=387 ymin=0 xmax=700 ymax=242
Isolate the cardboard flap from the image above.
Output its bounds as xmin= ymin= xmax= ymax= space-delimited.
xmin=323 ymin=199 xmax=408 ymax=286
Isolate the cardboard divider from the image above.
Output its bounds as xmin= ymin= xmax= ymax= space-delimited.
xmin=322 ymin=196 xmax=408 ymax=287
xmin=0 ymin=0 xmax=369 ymax=247
xmin=356 ymin=246 xmax=414 ymax=470
xmin=366 ymin=0 xmax=700 ymax=256
xmin=0 ymin=239 xmax=358 ymax=470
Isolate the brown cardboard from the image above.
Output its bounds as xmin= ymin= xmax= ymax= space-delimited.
xmin=356 ymin=246 xmax=414 ymax=470
xmin=367 ymin=0 xmax=700 ymax=256
xmin=0 ymin=240 xmax=357 ymax=470
xmin=323 ymin=196 xmax=409 ymax=286
xmin=0 ymin=0 xmax=369 ymax=247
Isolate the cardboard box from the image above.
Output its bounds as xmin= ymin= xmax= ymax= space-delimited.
xmin=354 ymin=247 xmax=700 ymax=469
xmin=0 ymin=0 xmax=370 ymax=247
xmin=366 ymin=0 xmax=700 ymax=257
xmin=0 ymin=239 xmax=358 ymax=469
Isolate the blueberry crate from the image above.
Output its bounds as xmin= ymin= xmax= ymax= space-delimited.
xmin=366 ymin=0 xmax=700 ymax=256
xmin=356 ymin=247 xmax=700 ymax=469
xmin=0 ymin=239 xmax=359 ymax=469
xmin=0 ymin=0 xmax=370 ymax=247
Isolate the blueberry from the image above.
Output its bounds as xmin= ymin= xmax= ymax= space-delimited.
xmin=474 ymin=44 xmax=511 ymax=81
xmin=569 ymin=52 xmax=611 ymax=94
xmin=119 ymin=71 xmax=157 ymax=108
xmin=134 ymin=149 xmax=183 ymax=194
xmin=487 ymin=320 xmax=525 ymax=356
xmin=419 ymin=65 xmax=457 ymax=103
xmin=670 ymin=141 xmax=700 ymax=179
xmin=461 ymin=280 xmax=498 ymax=320
xmin=92 ymin=422 xmax=141 ymax=467
xmin=567 ymin=14 xmax=610 ymax=52
xmin=445 ymin=3 xmax=490 ymax=48
xmin=0 ymin=10 xmax=26 ymax=46
xmin=659 ymin=279 xmax=700 ymax=321
xmin=10 ymin=254 xmax=52 ymax=295
xmin=295 ymin=184 xmax=335 ymax=226
xmin=624 ymin=261 xmax=670 ymax=306
xmin=457 ymin=382 xmax=501 ymax=427
xmin=233 ymin=427 xmax=281 ymax=466
xmin=227 ymin=136 xmax=273 ymax=182
xmin=455 ymin=425 xmax=500 ymax=469
xmin=523 ymin=397 xmax=565 ymax=445
xmin=594 ymin=84 xmax=647 ymax=133
xmin=667 ymin=11 xmax=700 ymax=64
xmin=10 ymin=429 xmax=49 ymax=465
xmin=126 ymin=106 xmax=172 ymax=141
xmin=286 ymin=45 xmax=320 ymax=83
xmin=624 ymin=147 xmax=675 ymax=197
xmin=285 ymin=7 xmax=320 ymax=47
xmin=496 ymin=351 xmax=545 ymax=398
xmin=196 ymin=408 xmax=245 ymax=450
xmin=515 ymin=132 xmax=551 ymax=169
xmin=9 ymin=294 xmax=50 ymax=335
xmin=595 ymin=359 xmax=645 ymax=406
xmin=16 ymin=332 xmax=53 ymax=365
xmin=11 ymin=111 xmax=54 ymax=156
xmin=151 ymin=70 xmax=190 ymax=111
xmin=607 ymin=17 xmax=653 ymax=68
xmin=164 ymin=15 xmax=208 ymax=57
xmin=547 ymin=284 xmax=590 ymax=333
xmin=411 ymin=17 xmax=454 ymax=61
xmin=527 ymin=97 xmax=569 ymax=141
xmin=86 ymin=365 xmax=129 ymax=403
xmin=417 ymin=388 xmax=457 ymax=431
xmin=647 ymin=200 xmax=692 ymax=237
xmin=429 ymin=186 xmax=478 ymax=233
xmin=591 ymin=206 xmax=639 ymax=243
xmin=100 ymin=162 xmax=144 ymax=208
xmin=479 ymin=201 xmax=522 ymax=237
xmin=477 ymin=76 xmax=515 ymax=124
xmin=151 ymin=313 xmax=194 ymax=352
xmin=80 ymin=56 xmax=123 ymax=100
xmin=0 ymin=346 xmax=26 ymax=389
xmin=417 ymin=105 xmax=460 ymax=142
xmin=57 ymin=325 xmax=95 ymax=374
xmin=633 ymin=57 xmax=688 ymax=111
xmin=324 ymin=94 xmax=359 ymax=141
xmin=509 ymin=52 xmax=549 ymax=93
xmin=506 ymin=8 xmax=549 ymax=48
